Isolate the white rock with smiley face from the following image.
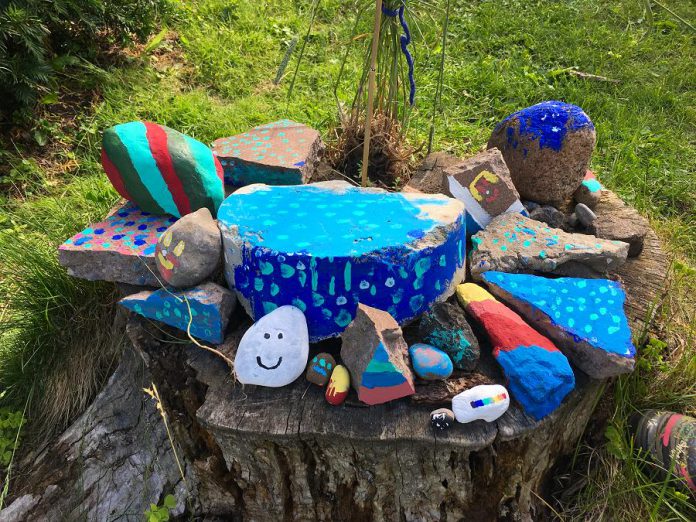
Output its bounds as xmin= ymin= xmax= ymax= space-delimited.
xmin=234 ymin=305 xmax=309 ymax=387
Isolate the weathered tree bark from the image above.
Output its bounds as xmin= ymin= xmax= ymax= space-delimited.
xmin=0 ymin=193 xmax=667 ymax=521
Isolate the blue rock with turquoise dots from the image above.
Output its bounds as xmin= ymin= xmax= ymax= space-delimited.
xmin=211 ymin=120 xmax=323 ymax=186
xmin=470 ymin=213 xmax=629 ymax=280
xmin=418 ymin=298 xmax=480 ymax=371
xmin=481 ymin=271 xmax=636 ymax=378
xmin=488 ymin=101 xmax=596 ymax=206
xmin=119 ymin=282 xmax=236 ymax=344
xmin=408 ymin=344 xmax=453 ymax=380
xmin=218 ymin=180 xmax=467 ymax=342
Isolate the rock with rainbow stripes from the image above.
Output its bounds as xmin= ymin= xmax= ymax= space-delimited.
xmin=456 ymin=283 xmax=575 ymax=420
xmin=452 ymin=384 xmax=510 ymax=423
xmin=341 ymin=304 xmax=415 ymax=406
xmin=102 ymin=121 xmax=225 ymax=218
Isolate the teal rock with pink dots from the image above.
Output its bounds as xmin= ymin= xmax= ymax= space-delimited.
xmin=59 ymin=200 xmax=177 ymax=286
xmin=469 ymin=213 xmax=629 ymax=280
xmin=119 ymin=282 xmax=236 ymax=344
xmin=218 ymin=181 xmax=467 ymax=342
xmin=481 ymin=271 xmax=635 ymax=378
xmin=211 ymin=120 xmax=323 ymax=186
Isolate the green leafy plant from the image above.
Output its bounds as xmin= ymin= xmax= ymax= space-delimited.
xmin=145 ymin=494 xmax=176 ymax=522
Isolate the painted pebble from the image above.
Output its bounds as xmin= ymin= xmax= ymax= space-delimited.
xmin=325 ymin=365 xmax=350 ymax=406
xmin=430 ymin=408 xmax=455 ymax=431
xmin=452 ymin=384 xmax=510 ymax=423
xmin=234 ymin=305 xmax=309 ymax=387
xmin=306 ymin=352 xmax=336 ymax=386
xmin=102 ymin=121 xmax=225 ymax=218
xmin=409 ymin=344 xmax=453 ymax=381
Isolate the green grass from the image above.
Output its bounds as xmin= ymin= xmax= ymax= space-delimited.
xmin=0 ymin=0 xmax=694 ymax=517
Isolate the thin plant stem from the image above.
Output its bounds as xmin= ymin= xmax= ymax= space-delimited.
xmin=361 ymin=0 xmax=384 ymax=187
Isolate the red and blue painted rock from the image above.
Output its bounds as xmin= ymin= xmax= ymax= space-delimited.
xmin=409 ymin=343 xmax=453 ymax=380
xmin=102 ymin=121 xmax=225 ymax=218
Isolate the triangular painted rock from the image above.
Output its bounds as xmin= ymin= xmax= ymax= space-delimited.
xmin=119 ymin=282 xmax=236 ymax=344
xmin=211 ymin=119 xmax=323 ymax=186
xmin=456 ymin=283 xmax=575 ymax=420
xmin=340 ymin=304 xmax=415 ymax=405
xmin=481 ymin=271 xmax=635 ymax=378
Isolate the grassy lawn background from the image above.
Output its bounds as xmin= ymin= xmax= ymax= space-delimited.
xmin=1 ymin=0 xmax=694 ymax=518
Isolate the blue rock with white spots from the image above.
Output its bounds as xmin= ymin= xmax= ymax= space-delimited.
xmin=218 ymin=181 xmax=467 ymax=342
xmin=119 ymin=282 xmax=236 ymax=344
xmin=488 ymin=101 xmax=596 ymax=206
xmin=409 ymin=344 xmax=453 ymax=380
xmin=481 ymin=271 xmax=636 ymax=378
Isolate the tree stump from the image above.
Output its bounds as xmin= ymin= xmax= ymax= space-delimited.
xmin=0 ymin=192 xmax=668 ymax=521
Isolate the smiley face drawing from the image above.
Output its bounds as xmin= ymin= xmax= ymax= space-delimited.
xmin=234 ymin=305 xmax=309 ymax=387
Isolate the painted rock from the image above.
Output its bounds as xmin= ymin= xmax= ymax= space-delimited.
xmin=405 ymin=151 xmax=460 ymax=194
xmin=218 ymin=181 xmax=467 ymax=341
xmin=119 ymin=282 xmax=236 ymax=344
xmin=306 ymin=352 xmax=336 ymax=386
xmin=588 ymin=191 xmax=649 ymax=257
xmin=212 ymin=119 xmax=323 ymax=186
xmin=573 ymin=169 xmax=603 ymax=209
xmin=102 ymin=121 xmax=224 ymax=218
xmin=481 ymin=271 xmax=635 ymax=378
xmin=456 ymin=283 xmax=575 ymax=420
xmin=452 ymin=384 xmax=510 ymax=423
xmin=59 ymin=201 xmax=177 ymax=286
xmin=488 ymin=101 xmax=596 ymax=206
xmin=408 ymin=344 xmax=453 ymax=381
xmin=325 ymin=365 xmax=350 ymax=406
xmin=155 ymin=208 xmax=222 ymax=288
xmin=340 ymin=304 xmax=415 ymax=405
xmin=234 ymin=305 xmax=309 ymax=387
xmin=418 ymin=299 xmax=480 ymax=371
xmin=430 ymin=408 xmax=455 ymax=431
xmin=445 ymin=148 xmax=526 ymax=236
xmin=469 ymin=213 xmax=629 ymax=280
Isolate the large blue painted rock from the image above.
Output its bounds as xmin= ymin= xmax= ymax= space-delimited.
xmin=119 ymin=282 xmax=236 ymax=344
xmin=218 ymin=181 xmax=467 ymax=341
xmin=211 ymin=120 xmax=323 ymax=186
xmin=488 ymin=101 xmax=596 ymax=206
xmin=102 ymin=121 xmax=225 ymax=218
xmin=481 ymin=271 xmax=636 ymax=378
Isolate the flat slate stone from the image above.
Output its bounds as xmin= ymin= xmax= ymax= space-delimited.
xmin=211 ymin=119 xmax=323 ymax=186
xmin=119 ymin=282 xmax=236 ymax=344
xmin=469 ymin=213 xmax=629 ymax=280
xmin=481 ymin=271 xmax=636 ymax=378
xmin=588 ymin=191 xmax=650 ymax=257
xmin=218 ymin=181 xmax=467 ymax=341
xmin=59 ymin=201 xmax=177 ymax=286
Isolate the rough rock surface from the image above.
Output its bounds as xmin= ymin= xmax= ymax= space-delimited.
xmin=340 ymin=304 xmax=415 ymax=405
xmin=588 ymin=191 xmax=650 ymax=257
xmin=119 ymin=282 xmax=236 ymax=344
xmin=574 ymin=170 xmax=603 ymax=208
xmin=102 ymin=121 xmax=224 ymax=217
xmin=219 ymin=180 xmax=467 ymax=341
xmin=469 ymin=213 xmax=629 ymax=280
xmin=444 ymin=147 xmax=526 ymax=236
xmin=488 ymin=101 xmax=596 ymax=206
xmin=418 ymin=297 xmax=480 ymax=371
xmin=456 ymin=283 xmax=575 ymax=420
xmin=482 ymin=271 xmax=636 ymax=378
xmin=405 ymin=151 xmax=460 ymax=194
xmin=529 ymin=205 xmax=565 ymax=229
xmin=59 ymin=200 xmax=177 ymax=286
xmin=155 ymin=207 xmax=222 ymax=287
xmin=212 ymin=119 xmax=323 ymax=186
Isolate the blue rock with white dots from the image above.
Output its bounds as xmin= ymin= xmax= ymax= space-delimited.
xmin=488 ymin=101 xmax=596 ymax=206
xmin=481 ymin=271 xmax=636 ymax=378
xmin=218 ymin=181 xmax=467 ymax=341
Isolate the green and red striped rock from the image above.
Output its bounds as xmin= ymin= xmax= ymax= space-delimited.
xmin=102 ymin=121 xmax=225 ymax=217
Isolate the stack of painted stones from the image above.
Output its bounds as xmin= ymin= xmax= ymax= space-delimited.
xmin=58 ymin=101 xmax=647 ymax=435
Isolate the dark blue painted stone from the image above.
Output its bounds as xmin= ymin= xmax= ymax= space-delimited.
xmin=408 ymin=343 xmax=453 ymax=380
xmin=218 ymin=183 xmax=466 ymax=341
xmin=496 ymin=100 xmax=594 ymax=152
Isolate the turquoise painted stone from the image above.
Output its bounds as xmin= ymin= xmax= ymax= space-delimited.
xmin=218 ymin=181 xmax=467 ymax=341
xmin=408 ymin=344 xmax=453 ymax=380
xmin=119 ymin=282 xmax=236 ymax=344
xmin=211 ymin=120 xmax=322 ymax=186
xmin=481 ymin=271 xmax=635 ymax=378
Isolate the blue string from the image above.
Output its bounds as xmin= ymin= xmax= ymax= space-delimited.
xmin=381 ymin=4 xmax=415 ymax=105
